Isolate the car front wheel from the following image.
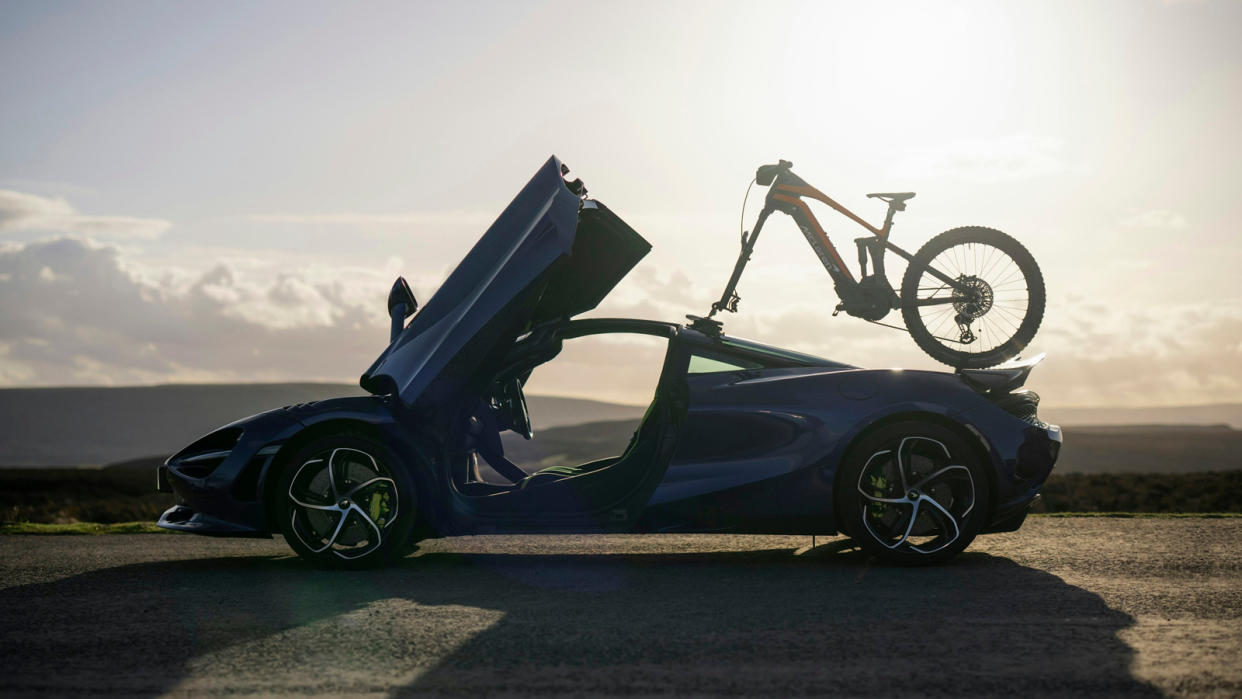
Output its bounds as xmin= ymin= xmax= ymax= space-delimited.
xmin=276 ymin=433 xmax=417 ymax=568
xmin=836 ymin=422 xmax=990 ymax=565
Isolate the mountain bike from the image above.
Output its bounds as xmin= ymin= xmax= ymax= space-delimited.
xmin=693 ymin=160 xmax=1045 ymax=369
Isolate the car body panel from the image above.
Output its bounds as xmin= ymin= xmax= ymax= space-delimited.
xmin=653 ymin=368 xmax=847 ymax=507
xmin=160 ymin=396 xmax=411 ymax=536
xmin=161 ymin=322 xmax=1060 ymax=540
xmin=639 ymin=347 xmax=1060 ymax=534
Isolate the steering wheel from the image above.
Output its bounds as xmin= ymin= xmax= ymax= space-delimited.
xmin=505 ymin=378 xmax=533 ymax=440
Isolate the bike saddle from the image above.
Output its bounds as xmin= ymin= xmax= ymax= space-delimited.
xmin=866 ymin=192 xmax=916 ymax=210
xmin=866 ymin=192 xmax=916 ymax=203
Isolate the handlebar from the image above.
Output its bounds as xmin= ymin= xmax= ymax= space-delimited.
xmin=755 ymin=159 xmax=793 ymax=186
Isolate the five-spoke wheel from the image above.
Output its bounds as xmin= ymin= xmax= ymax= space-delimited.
xmin=277 ymin=434 xmax=416 ymax=567
xmin=836 ymin=422 xmax=990 ymax=565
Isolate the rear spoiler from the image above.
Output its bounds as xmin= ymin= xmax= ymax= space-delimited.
xmin=958 ymin=353 xmax=1045 ymax=395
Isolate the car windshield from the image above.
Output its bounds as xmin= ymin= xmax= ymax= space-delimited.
xmin=719 ymin=335 xmax=852 ymax=368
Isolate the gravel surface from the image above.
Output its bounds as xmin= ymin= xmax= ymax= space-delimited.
xmin=1 ymin=519 xmax=1240 ymax=697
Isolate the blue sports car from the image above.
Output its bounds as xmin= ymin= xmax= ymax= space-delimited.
xmin=157 ymin=157 xmax=1061 ymax=567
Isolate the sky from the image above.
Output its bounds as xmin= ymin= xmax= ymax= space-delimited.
xmin=0 ymin=0 xmax=1239 ymax=407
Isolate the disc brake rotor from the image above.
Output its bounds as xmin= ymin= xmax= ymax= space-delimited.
xmin=952 ymin=276 xmax=994 ymax=319
xmin=952 ymin=276 xmax=994 ymax=344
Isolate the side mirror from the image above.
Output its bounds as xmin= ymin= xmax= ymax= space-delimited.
xmin=387 ymin=277 xmax=418 ymax=343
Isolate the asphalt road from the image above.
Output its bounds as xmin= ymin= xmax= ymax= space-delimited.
xmin=1 ymin=519 xmax=1240 ymax=697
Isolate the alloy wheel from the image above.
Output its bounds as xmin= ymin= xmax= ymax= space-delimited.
xmin=855 ymin=436 xmax=976 ymax=555
xmin=287 ymin=447 xmax=398 ymax=560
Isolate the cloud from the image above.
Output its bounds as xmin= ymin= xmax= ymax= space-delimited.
xmin=1030 ymin=300 xmax=1242 ymax=406
xmin=1120 ymin=209 xmax=1189 ymax=230
xmin=0 ymin=190 xmax=75 ymax=226
xmin=604 ymin=265 xmax=1242 ymax=407
xmin=892 ymin=135 xmax=1069 ymax=182
xmin=247 ymin=211 xmax=495 ymax=226
xmin=0 ymin=190 xmax=170 ymax=240
xmin=0 ymin=237 xmax=392 ymax=385
xmin=2 ymin=234 xmax=1240 ymax=409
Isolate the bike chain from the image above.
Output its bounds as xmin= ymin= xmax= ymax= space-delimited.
xmin=865 ymin=318 xmax=967 ymax=346
xmin=865 ymin=319 xmax=910 ymax=334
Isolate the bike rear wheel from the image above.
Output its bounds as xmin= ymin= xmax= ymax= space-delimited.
xmin=900 ymin=226 xmax=1045 ymax=368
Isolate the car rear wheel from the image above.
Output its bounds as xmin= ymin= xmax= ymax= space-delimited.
xmin=836 ymin=422 xmax=990 ymax=565
xmin=276 ymin=433 xmax=417 ymax=568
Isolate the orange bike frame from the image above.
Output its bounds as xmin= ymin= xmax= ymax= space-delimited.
xmin=770 ymin=183 xmax=892 ymax=285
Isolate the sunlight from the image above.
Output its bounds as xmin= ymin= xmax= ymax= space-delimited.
xmin=778 ymin=2 xmax=1019 ymax=151
xmin=168 ymin=600 xmax=505 ymax=693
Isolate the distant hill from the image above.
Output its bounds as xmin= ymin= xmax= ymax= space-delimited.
xmin=0 ymin=384 xmax=644 ymax=467
xmin=1058 ymin=425 xmax=1242 ymax=473
xmin=2 ymin=384 xmax=1240 ymax=473
xmin=500 ymin=418 xmax=643 ymax=473
xmin=1043 ymin=403 xmax=1242 ymax=430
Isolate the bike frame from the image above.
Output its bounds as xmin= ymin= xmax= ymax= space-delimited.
xmin=710 ymin=167 xmax=966 ymax=318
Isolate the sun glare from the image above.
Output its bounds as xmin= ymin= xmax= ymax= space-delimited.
xmin=778 ymin=3 xmax=1019 ymax=149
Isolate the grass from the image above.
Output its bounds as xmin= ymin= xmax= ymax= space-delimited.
xmin=1 ymin=462 xmax=176 ymax=525
xmin=0 ymin=521 xmax=167 ymax=535
xmin=1031 ymin=512 xmax=1242 ymax=518
xmin=1031 ymin=471 xmax=1242 ymax=513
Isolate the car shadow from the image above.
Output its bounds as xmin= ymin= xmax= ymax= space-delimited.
xmin=0 ymin=541 xmax=1163 ymax=697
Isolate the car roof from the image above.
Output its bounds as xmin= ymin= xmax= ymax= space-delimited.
xmin=557 ymin=317 xmax=855 ymax=369
xmin=697 ymin=331 xmax=855 ymax=369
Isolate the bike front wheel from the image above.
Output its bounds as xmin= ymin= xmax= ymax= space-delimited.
xmin=900 ymin=226 xmax=1045 ymax=368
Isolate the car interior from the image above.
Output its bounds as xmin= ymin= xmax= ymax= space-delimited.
xmin=446 ymin=325 xmax=689 ymax=515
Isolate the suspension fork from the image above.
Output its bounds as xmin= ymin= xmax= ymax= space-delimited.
xmin=710 ymin=207 xmax=772 ymax=316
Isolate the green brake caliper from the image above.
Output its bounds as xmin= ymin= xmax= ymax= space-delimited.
xmin=369 ymin=489 xmax=390 ymax=528
xmin=869 ymin=473 xmax=888 ymax=519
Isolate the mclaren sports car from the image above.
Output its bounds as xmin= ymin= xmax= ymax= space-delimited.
xmin=157 ymin=157 xmax=1061 ymax=567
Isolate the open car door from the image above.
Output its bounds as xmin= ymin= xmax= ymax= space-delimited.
xmin=360 ymin=156 xmax=652 ymax=408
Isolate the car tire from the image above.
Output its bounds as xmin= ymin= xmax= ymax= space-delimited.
xmin=276 ymin=433 xmax=418 ymax=568
xmin=835 ymin=421 xmax=990 ymax=566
